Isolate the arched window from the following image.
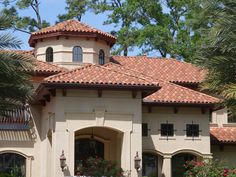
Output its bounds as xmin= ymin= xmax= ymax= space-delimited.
xmin=46 ymin=47 xmax=53 ymax=62
xmin=0 ymin=153 xmax=26 ymax=177
xmin=99 ymin=49 xmax=105 ymax=65
xmin=142 ymin=153 xmax=158 ymax=177
xmin=73 ymin=46 xmax=83 ymax=62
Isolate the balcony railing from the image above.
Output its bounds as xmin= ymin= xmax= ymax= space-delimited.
xmin=0 ymin=105 xmax=32 ymax=130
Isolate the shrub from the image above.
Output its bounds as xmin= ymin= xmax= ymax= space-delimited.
xmin=184 ymin=160 xmax=236 ymax=177
xmin=75 ymin=157 xmax=124 ymax=177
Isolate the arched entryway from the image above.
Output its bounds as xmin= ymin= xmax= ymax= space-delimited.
xmin=0 ymin=153 xmax=26 ymax=177
xmin=75 ymin=138 xmax=104 ymax=165
xmin=74 ymin=127 xmax=123 ymax=175
xmin=172 ymin=153 xmax=197 ymax=177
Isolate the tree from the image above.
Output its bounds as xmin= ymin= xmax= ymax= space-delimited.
xmin=133 ymin=0 xmax=202 ymax=60
xmin=58 ymin=0 xmax=89 ymax=22
xmin=0 ymin=13 xmax=33 ymax=115
xmin=194 ymin=0 xmax=236 ymax=115
xmin=0 ymin=0 xmax=49 ymax=33
xmin=91 ymin=0 xmax=139 ymax=56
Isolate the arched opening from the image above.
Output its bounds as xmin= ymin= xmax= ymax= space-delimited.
xmin=142 ymin=153 xmax=159 ymax=177
xmin=74 ymin=127 xmax=123 ymax=175
xmin=172 ymin=153 xmax=197 ymax=177
xmin=0 ymin=153 xmax=26 ymax=177
xmin=46 ymin=47 xmax=53 ymax=62
xmin=98 ymin=49 xmax=105 ymax=65
xmin=75 ymin=138 xmax=104 ymax=165
xmin=73 ymin=46 xmax=83 ymax=62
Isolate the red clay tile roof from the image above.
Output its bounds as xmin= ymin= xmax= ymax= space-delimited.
xmin=144 ymin=82 xmax=220 ymax=105
xmin=31 ymin=60 xmax=66 ymax=74
xmin=0 ymin=50 xmax=66 ymax=74
xmin=104 ymin=63 xmax=220 ymax=105
xmin=210 ymin=127 xmax=236 ymax=144
xmin=43 ymin=64 xmax=160 ymax=89
xmin=29 ymin=20 xmax=116 ymax=47
xmin=111 ymin=56 xmax=206 ymax=84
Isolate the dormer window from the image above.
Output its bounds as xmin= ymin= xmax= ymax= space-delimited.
xmin=46 ymin=47 xmax=53 ymax=62
xmin=99 ymin=49 xmax=105 ymax=65
xmin=73 ymin=46 xmax=83 ymax=62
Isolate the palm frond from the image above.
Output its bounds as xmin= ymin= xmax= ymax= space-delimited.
xmin=0 ymin=34 xmax=22 ymax=49
xmin=223 ymin=84 xmax=236 ymax=100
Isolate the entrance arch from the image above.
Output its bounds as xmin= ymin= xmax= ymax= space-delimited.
xmin=75 ymin=138 xmax=104 ymax=165
xmin=172 ymin=153 xmax=197 ymax=177
xmin=74 ymin=127 xmax=123 ymax=175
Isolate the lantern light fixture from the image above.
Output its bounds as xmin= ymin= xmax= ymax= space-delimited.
xmin=134 ymin=151 xmax=141 ymax=171
xmin=60 ymin=150 xmax=67 ymax=171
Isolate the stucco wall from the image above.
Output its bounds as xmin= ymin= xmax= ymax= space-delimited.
xmin=39 ymin=89 xmax=143 ymax=177
xmin=211 ymin=145 xmax=236 ymax=167
xmin=0 ymin=105 xmax=42 ymax=177
xmin=212 ymin=108 xmax=228 ymax=126
xmin=142 ymin=106 xmax=211 ymax=156
xmin=35 ymin=37 xmax=111 ymax=69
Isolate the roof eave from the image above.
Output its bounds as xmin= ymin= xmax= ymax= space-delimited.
xmin=29 ymin=31 xmax=116 ymax=47
xmin=142 ymin=101 xmax=217 ymax=107
xmin=43 ymin=82 xmax=160 ymax=90
xmin=35 ymin=82 xmax=160 ymax=99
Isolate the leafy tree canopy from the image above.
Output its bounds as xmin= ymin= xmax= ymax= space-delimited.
xmin=0 ymin=0 xmax=50 ymax=33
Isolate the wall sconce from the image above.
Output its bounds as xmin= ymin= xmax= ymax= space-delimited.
xmin=134 ymin=152 xmax=141 ymax=171
xmin=60 ymin=150 xmax=67 ymax=171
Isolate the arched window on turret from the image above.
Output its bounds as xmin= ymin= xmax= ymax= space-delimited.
xmin=46 ymin=47 xmax=53 ymax=62
xmin=99 ymin=49 xmax=105 ymax=65
xmin=73 ymin=46 xmax=83 ymax=62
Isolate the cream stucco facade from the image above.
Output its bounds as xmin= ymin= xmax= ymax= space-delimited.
xmin=0 ymin=90 xmax=213 ymax=177
xmin=1 ymin=20 xmax=235 ymax=177
xmin=35 ymin=37 xmax=111 ymax=69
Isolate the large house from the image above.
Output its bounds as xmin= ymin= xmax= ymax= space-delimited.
xmin=0 ymin=20 xmax=236 ymax=177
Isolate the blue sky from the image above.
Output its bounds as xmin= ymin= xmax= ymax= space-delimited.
xmin=2 ymin=0 xmax=117 ymax=51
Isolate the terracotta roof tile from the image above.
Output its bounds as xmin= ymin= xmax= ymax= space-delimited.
xmin=31 ymin=60 xmax=66 ymax=74
xmin=29 ymin=20 xmax=116 ymax=46
xmin=210 ymin=127 xmax=236 ymax=143
xmin=104 ymin=63 xmax=220 ymax=105
xmin=111 ymin=56 xmax=206 ymax=84
xmin=144 ymin=82 xmax=220 ymax=104
xmin=44 ymin=64 xmax=160 ymax=88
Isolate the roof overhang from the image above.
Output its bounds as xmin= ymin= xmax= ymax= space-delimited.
xmin=35 ymin=82 xmax=161 ymax=102
xmin=29 ymin=31 xmax=116 ymax=47
xmin=142 ymin=101 xmax=216 ymax=108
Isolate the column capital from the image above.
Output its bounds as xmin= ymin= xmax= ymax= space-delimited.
xmin=163 ymin=154 xmax=172 ymax=159
xmin=203 ymin=154 xmax=213 ymax=159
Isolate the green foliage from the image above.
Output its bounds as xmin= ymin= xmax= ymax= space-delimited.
xmin=91 ymin=0 xmax=139 ymax=56
xmin=0 ymin=173 xmax=13 ymax=177
xmin=194 ymin=0 xmax=236 ymax=115
xmin=75 ymin=157 xmax=124 ymax=177
xmin=58 ymin=0 xmax=89 ymax=22
xmin=133 ymin=0 xmax=201 ymax=59
xmin=184 ymin=160 xmax=236 ymax=177
xmin=0 ymin=0 xmax=50 ymax=33
xmin=0 ymin=13 xmax=33 ymax=114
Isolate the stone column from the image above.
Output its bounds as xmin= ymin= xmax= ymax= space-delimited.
xmin=161 ymin=155 xmax=172 ymax=177
xmin=121 ymin=131 xmax=131 ymax=173
xmin=26 ymin=157 xmax=32 ymax=177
